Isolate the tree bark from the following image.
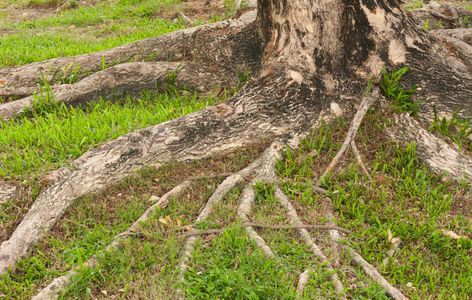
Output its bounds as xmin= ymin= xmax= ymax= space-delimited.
xmin=1 ymin=0 xmax=472 ymax=278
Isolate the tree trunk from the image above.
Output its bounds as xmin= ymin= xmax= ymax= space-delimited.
xmin=2 ymin=0 xmax=472 ymax=280
xmin=254 ymin=0 xmax=472 ymax=117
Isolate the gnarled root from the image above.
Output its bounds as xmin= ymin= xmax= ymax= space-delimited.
xmin=391 ymin=114 xmax=472 ymax=183
xmin=0 ymin=78 xmax=328 ymax=275
xmin=0 ymin=11 xmax=258 ymax=92
xmin=0 ymin=61 xmax=225 ymax=120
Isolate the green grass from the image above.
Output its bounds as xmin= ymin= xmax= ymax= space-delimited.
xmin=404 ymin=0 xmax=424 ymax=11
xmin=277 ymin=113 xmax=472 ymax=300
xmin=0 ymin=90 xmax=219 ymax=179
xmin=429 ymin=108 xmax=472 ymax=152
xmin=379 ymin=66 xmax=420 ymax=116
xmin=0 ymin=0 xmax=188 ymax=66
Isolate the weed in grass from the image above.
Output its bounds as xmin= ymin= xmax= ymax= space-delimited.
xmin=379 ymin=66 xmax=420 ymax=116
xmin=429 ymin=107 xmax=472 ymax=152
xmin=422 ymin=18 xmax=430 ymax=32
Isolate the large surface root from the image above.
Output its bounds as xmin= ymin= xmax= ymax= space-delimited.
xmin=0 ymin=11 xmax=259 ymax=92
xmin=274 ymin=186 xmax=346 ymax=298
xmin=0 ymin=79 xmax=329 ymax=275
xmin=391 ymin=114 xmax=472 ymax=183
xmin=0 ymin=61 xmax=224 ymax=120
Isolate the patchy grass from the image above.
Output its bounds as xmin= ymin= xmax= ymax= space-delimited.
xmin=0 ymin=91 xmax=220 ymax=180
xmin=0 ymin=146 xmax=265 ymax=299
xmin=429 ymin=108 xmax=472 ymax=153
xmin=0 ymin=0 xmax=218 ymax=67
xmin=278 ymin=110 xmax=472 ymax=300
xmin=2 ymin=107 xmax=470 ymax=299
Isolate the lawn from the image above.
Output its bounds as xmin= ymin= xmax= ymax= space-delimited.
xmin=0 ymin=1 xmax=471 ymax=299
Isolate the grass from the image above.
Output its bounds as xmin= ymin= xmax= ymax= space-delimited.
xmin=429 ymin=107 xmax=472 ymax=152
xmin=0 ymin=0 xmax=189 ymax=67
xmin=2 ymin=105 xmax=470 ymax=299
xmin=0 ymin=90 xmax=219 ymax=179
xmin=277 ymin=111 xmax=472 ymax=299
xmin=379 ymin=66 xmax=420 ymax=116
xmin=0 ymin=1 xmax=470 ymax=298
xmin=0 ymin=146 xmax=264 ymax=299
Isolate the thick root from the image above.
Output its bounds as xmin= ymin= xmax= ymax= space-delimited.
xmin=430 ymin=30 xmax=472 ymax=69
xmin=0 ymin=61 xmax=224 ymax=121
xmin=0 ymin=11 xmax=258 ymax=91
xmin=431 ymin=28 xmax=472 ymax=46
xmin=0 ymin=80 xmax=328 ymax=275
xmin=391 ymin=114 xmax=472 ymax=183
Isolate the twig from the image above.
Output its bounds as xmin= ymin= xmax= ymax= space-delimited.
xmin=246 ymin=222 xmax=350 ymax=233
xmin=317 ymin=88 xmax=379 ymax=185
xmin=182 ymin=223 xmax=350 ymax=237
xmin=188 ymin=172 xmax=235 ymax=181
xmin=350 ymin=141 xmax=372 ymax=180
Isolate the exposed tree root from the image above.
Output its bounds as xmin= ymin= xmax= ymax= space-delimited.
xmin=177 ymin=154 xmax=265 ymax=276
xmin=0 ymin=61 xmax=223 ymax=120
xmin=410 ymin=2 xmax=472 ymax=30
xmin=238 ymin=185 xmax=275 ymax=258
xmin=430 ymin=30 xmax=472 ymax=71
xmin=32 ymin=182 xmax=190 ymax=300
xmin=350 ymin=141 xmax=372 ymax=180
xmin=432 ymin=28 xmax=472 ymax=46
xmin=317 ymin=89 xmax=378 ymax=185
xmin=274 ymin=186 xmax=346 ymax=298
xmin=0 ymin=72 xmax=329 ymax=274
xmin=0 ymin=11 xmax=258 ymax=91
xmin=0 ymin=182 xmax=18 ymax=204
xmin=327 ymin=214 xmax=408 ymax=300
xmin=391 ymin=114 xmax=472 ymax=183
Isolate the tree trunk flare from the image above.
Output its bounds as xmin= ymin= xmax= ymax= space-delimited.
xmin=2 ymin=0 xmax=472 ymax=276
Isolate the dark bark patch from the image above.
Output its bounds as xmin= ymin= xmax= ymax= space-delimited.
xmin=340 ymin=0 xmax=375 ymax=71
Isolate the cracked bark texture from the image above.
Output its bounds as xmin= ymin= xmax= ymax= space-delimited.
xmin=0 ymin=11 xmax=260 ymax=94
xmin=1 ymin=0 xmax=471 ymax=276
